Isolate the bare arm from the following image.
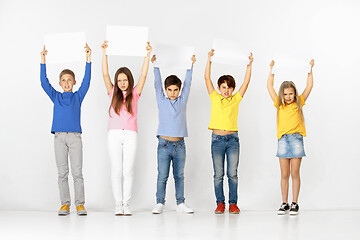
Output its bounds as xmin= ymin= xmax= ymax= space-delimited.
xmin=101 ymin=41 xmax=113 ymax=94
xmin=267 ymin=60 xmax=277 ymax=102
xmin=136 ymin=42 xmax=152 ymax=95
xmin=238 ymin=53 xmax=253 ymax=97
xmin=302 ymin=59 xmax=314 ymax=101
xmin=204 ymin=49 xmax=215 ymax=95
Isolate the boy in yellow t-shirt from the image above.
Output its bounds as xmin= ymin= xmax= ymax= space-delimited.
xmin=267 ymin=59 xmax=314 ymax=215
xmin=205 ymin=49 xmax=253 ymax=214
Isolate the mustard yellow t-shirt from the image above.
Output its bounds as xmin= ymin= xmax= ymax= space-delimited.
xmin=274 ymin=95 xmax=306 ymax=139
xmin=208 ymin=91 xmax=242 ymax=131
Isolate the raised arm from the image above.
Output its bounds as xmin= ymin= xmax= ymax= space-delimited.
xmin=101 ymin=41 xmax=113 ymax=94
xmin=151 ymin=55 xmax=164 ymax=100
xmin=41 ymin=45 xmax=47 ymax=64
xmin=238 ymin=53 xmax=253 ymax=97
xmin=40 ymin=45 xmax=57 ymax=102
xmin=267 ymin=60 xmax=277 ymax=102
xmin=136 ymin=42 xmax=152 ymax=95
xmin=180 ymin=55 xmax=196 ymax=102
xmin=204 ymin=49 xmax=215 ymax=95
xmin=77 ymin=43 xmax=92 ymax=101
xmin=301 ymin=59 xmax=314 ymax=101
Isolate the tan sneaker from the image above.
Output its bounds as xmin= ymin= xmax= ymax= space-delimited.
xmin=76 ymin=205 xmax=87 ymax=216
xmin=58 ymin=204 xmax=70 ymax=216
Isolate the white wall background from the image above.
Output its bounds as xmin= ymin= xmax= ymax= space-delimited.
xmin=1 ymin=0 xmax=359 ymax=211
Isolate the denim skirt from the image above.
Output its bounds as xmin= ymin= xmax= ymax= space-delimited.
xmin=276 ymin=133 xmax=306 ymax=158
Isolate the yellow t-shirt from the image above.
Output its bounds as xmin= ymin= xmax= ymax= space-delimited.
xmin=274 ymin=94 xmax=306 ymax=139
xmin=208 ymin=91 xmax=242 ymax=131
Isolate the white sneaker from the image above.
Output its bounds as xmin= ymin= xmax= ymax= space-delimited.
xmin=152 ymin=203 xmax=164 ymax=214
xmin=115 ymin=203 xmax=123 ymax=216
xmin=176 ymin=203 xmax=194 ymax=213
xmin=123 ymin=205 xmax=132 ymax=216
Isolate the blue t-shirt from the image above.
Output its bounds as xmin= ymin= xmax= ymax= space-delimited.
xmin=154 ymin=67 xmax=193 ymax=138
xmin=40 ymin=62 xmax=91 ymax=133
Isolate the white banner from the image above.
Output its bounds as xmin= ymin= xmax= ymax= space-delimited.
xmin=106 ymin=26 xmax=148 ymax=56
xmin=212 ymin=39 xmax=249 ymax=65
xmin=153 ymin=43 xmax=195 ymax=69
xmin=44 ymin=32 xmax=86 ymax=63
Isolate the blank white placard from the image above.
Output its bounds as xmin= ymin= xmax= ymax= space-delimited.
xmin=272 ymin=56 xmax=311 ymax=80
xmin=44 ymin=32 xmax=86 ymax=63
xmin=212 ymin=39 xmax=249 ymax=65
xmin=153 ymin=43 xmax=195 ymax=69
xmin=106 ymin=26 xmax=148 ymax=56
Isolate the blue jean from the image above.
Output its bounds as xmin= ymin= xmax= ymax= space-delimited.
xmin=276 ymin=133 xmax=306 ymax=158
xmin=211 ymin=132 xmax=240 ymax=205
xmin=156 ymin=137 xmax=186 ymax=205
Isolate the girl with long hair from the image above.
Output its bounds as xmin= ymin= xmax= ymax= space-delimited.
xmin=267 ymin=59 xmax=314 ymax=215
xmin=101 ymin=41 xmax=152 ymax=216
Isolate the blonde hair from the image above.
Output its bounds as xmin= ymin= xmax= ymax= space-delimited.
xmin=277 ymin=81 xmax=304 ymax=124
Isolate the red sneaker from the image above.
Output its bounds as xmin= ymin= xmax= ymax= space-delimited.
xmin=214 ymin=203 xmax=225 ymax=214
xmin=229 ymin=204 xmax=240 ymax=214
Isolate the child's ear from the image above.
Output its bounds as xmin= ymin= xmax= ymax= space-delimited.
xmin=74 ymin=80 xmax=76 ymax=85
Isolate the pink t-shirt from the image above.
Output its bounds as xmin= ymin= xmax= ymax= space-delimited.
xmin=108 ymin=87 xmax=141 ymax=132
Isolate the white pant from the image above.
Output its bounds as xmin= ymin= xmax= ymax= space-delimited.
xmin=107 ymin=129 xmax=137 ymax=206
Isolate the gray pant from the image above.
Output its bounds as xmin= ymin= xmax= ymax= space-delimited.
xmin=54 ymin=132 xmax=85 ymax=206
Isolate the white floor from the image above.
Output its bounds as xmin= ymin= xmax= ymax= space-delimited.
xmin=0 ymin=210 xmax=359 ymax=240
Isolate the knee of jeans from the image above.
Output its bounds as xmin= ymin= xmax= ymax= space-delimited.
xmin=227 ymin=170 xmax=238 ymax=181
xmin=213 ymin=172 xmax=224 ymax=181
xmin=157 ymin=173 xmax=169 ymax=183
xmin=174 ymin=173 xmax=184 ymax=182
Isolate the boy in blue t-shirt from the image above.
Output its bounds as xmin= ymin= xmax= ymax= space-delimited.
xmin=150 ymin=54 xmax=196 ymax=214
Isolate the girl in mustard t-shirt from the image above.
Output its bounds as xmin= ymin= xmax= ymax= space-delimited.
xmin=267 ymin=59 xmax=314 ymax=215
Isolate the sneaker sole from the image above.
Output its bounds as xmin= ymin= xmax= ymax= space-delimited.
xmin=176 ymin=211 xmax=194 ymax=214
xmin=289 ymin=211 xmax=299 ymax=215
xmin=277 ymin=210 xmax=289 ymax=215
xmin=77 ymin=212 xmax=87 ymax=216
xmin=58 ymin=211 xmax=69 ymax=216
xmin=229 ymin=211 xmax=240 ymax=214
xmin=214 ymin=211 xmax=224 ymax=214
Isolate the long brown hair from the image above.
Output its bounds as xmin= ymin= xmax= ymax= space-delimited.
xmin=109 ymin=67 xmax=135 ymax=116
xmin=277 ymin=81 xmax=304 ymax=123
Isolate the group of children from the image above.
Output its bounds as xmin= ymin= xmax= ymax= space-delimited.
xmin=40 ymin=42 xmax=314 ymax=216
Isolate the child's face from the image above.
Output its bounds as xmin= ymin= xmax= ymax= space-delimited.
xmin=283 ymin=87 xmax=295 ymax=104
xmin=218 ymin=82 xmax=234 ymax=98
xmin=117 ymin=73 xmax=129 ymax=91
xmin=59 ymin=74 xmax=76 ymax=92
xmin=166 ymin=85 xmax=180 ymax=100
